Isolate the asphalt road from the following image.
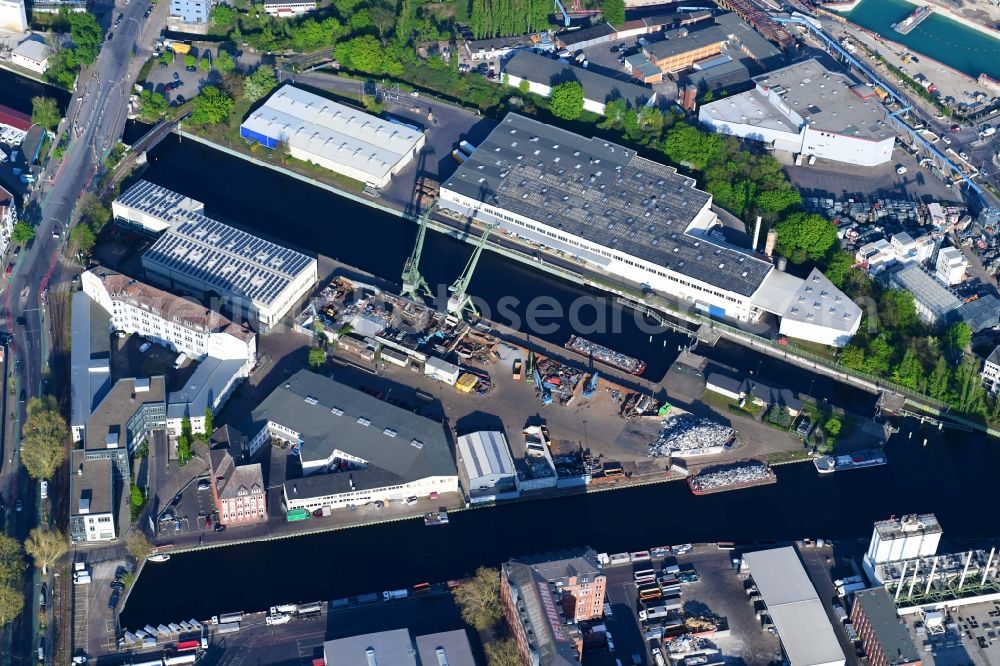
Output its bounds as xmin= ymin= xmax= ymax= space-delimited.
xmin=0 ymin=0 xmax=166 ymax=661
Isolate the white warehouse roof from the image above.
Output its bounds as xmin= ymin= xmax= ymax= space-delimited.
xmin=457 ymin=430 xmax=516 ymax=481
xmin=241 ymin=84 xmax=424 ymax=185
xmin=743 ymin=547 xmax=845 ymax=666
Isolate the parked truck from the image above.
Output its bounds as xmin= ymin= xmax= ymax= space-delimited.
xmin=286 ymin=508 xmax=310 ymax=522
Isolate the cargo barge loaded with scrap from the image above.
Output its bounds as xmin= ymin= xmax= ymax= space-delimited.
xmin=813 ymin=448 xmax=886 ymax=474
xmin=566 ymin=335 xmax=647 ymax=376
xmin=687 ymin=460 xmax=777 ymax=495
xmin=892 ymin=5 xmax=932 ymax=35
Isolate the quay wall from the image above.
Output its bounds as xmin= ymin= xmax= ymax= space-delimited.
xmin=170 ymin=130 xmax=999 ymax=439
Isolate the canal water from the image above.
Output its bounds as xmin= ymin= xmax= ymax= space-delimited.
xmin=116 ymin=127 xmax=999 ymax=629
xmin=843 ymin=0 xmax=1000 ymax=80
xmin=0 ymin=68 xmax=71 ymax=115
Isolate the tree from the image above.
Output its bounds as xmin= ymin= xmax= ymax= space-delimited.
xmin=214 ymin=49 xmax=236 ymax=74
xmin=927 ymin=356 xmax=952 ymax=402
xmin=200 ymin=54 xmax=211 ymax=72
xmin=204 ymin=407 xmax=214 ymax=438
xmin=599 ymin=0 xmax=625 ymax=25
xmin=242 ymin=67 xmax=278 ymax=103
xmin=0 ymin=587 xmax=23 ymax=628
xmin=68 ymin=12 xmax=103 ymax=65
xmin=485 ymin=639 xmax=521 ymax=666
xmin=452 ymin=567 xmax=502 ymax=630
xmin=877 ymin=289 xmax=918 ymax=331
xmin=862 ymin=334 xmax=893 ymax=375
xmin=177 ymin=415 xmax=193 ymax=464
xmin=129 ymin=483 xmax=145 ymax=521
xmin=839 ymin=344 xmax=865 ymax=370
xmin=953 ymin=353 xmax=986 ymax=414
xmin=20 ymin=396 xmax=68 ymax=480
xmin=335 ymin=35 xmax=403 ymax=76
xmin=138 ymin=89 xmax=168 ymax=121
xmin=308 ymin=347 xmax=327 ymax=369
xmin=822 ymin=250 xmax=855 ymax=289
xmin=11 ymin=221 xmax=35 ymax=244
xmin=892 ymin=348 xmax=925 ymax=391
xmin=773 ymin=212 xmax=838 ymax=263
xmin=942 ymin=321 xmax=971 ymax=357
xmin=31 ymin=96 xmax=61 ymax=131
xmin=190 ymin=86 xmax=234 ymax=125
xmin=0 ymin=535 xmax=24 ymax=589
xmin=518 ymin=79 xmax=530 ymax=94
xmin=662 ymin=122 xmax=723 ymax=171
xmin=24 ymin=528 xmax=67 ymax=576
xmin=210 ymin=3 xmax=237 ymax=25
xmin=184 ymin=53 xmax=197 ymax=68
xmin=549 ymin=81 xmax=584 ymax=121
xmin=823 ymin=417 xmax=842 ymax=438
xmin=125 ymin=530 xmax=153 ymax=562
xmin=69 ymin=223 xmax=96 ymax=254
xmin=160 ymin=51 xmax=173 ymax=68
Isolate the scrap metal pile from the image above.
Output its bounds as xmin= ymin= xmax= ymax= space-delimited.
xmin=648 ymin=415 xmax=734 ymax=457
xmin=688 ymin=460 xmax=772 ymax=492
xmin=536 ymin=357 xmax=583 ymax=405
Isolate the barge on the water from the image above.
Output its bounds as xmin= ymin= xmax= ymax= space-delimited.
xmin=566 ymin=335 xmax=647 ymax=376
xmin=687 ymin=460 xmax=776 ymax=495
xmin=892 ymin=5 xmax=932 ymax=35
xmin=814 ymin=448 xmax=886 ymax=474
xmin=424 ymin=509 xmax=449 ymax=526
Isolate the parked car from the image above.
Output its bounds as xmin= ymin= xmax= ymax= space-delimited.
xmin=106 ymin=32 xmax=113 ymax=41
xmin=144 ymin=5 xmax=153 ymax=17
xmin=185 ymin=65 xmax=197 ymax=72
xmin=14 ymin=500 xmax=21 ymax=512
xmin=39 ymin=583 xmax=47 ymax=609
xmin=214 ymin=523 xmax=226 ymax=533
xmin=896 ymin=165 xmax=907 ymax=174
xmin=114 ymin=13 xmax=123 ymax=26
xmin=115 ymin=565 xmax=128 ymax=578
xmin=110 ymin=580 xmax=124 ymax=591
xmin=138 ymin=342 xmax=151 ymax=353
xmin=176 ymin=94 xmax=186 ymax=105
xmin=173 ymin=71 xmax=180 ymax=81
xmin=198 ymin=479 xmax=211 ymax=490
xmin=108 ymin=591 xmax=120 ymax=609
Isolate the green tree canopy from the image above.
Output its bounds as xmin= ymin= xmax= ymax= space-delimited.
xmin=138 ymin=89 xmax=168 ymax=122
xmin=822 ymin=250 xmax=856 ymax=289
xmin=892 ymin=348 xmax=925 ymax=391
xmin=927 ymin=356 xmax=952 ymax=402
xmin=662 ymin=122 xmax=723 ymax=171
xmin=600 ymin=0 xmax=625 ymax=25
xmin=942 ymin=320 xmax=971 ymax=357
xmin=31 ymin=97 xmax=61 ymax=131
xmin=11 ymin=221 xmax=35 ymax=244
xmin=335 ymin=35 xmax=404 ymax=76
xmin=69 ymin=12 xmax=103 ymax=65
xmin=24 ymin=528 xmax=67 ymax=576
xmin=877 ymin=289 xmax=918 ymax=331
xmin=839 ymin=344 xmax=865 ymax=370
xmin=549 ymin=81 xmax=584 ymax=121
xmin=185 ymin=53 xmax=197 ymax=68
xmin=308 ymin=347 xmax=327 ymax=368
xmin=0 ymin=535 xmax=24 ymax=589
xmin=773 ymin=212 xmax=838 ymax=263
xmin=210 ymin=3 xmax=237 ymax=25
xmin=485 ymin=639 xmax=521 ymax=666
xmin=214 ymin=49 xmax=236 ymax=74
xmin=190 ymin=86 xmax=234 ymax=125
xmin=69 ymin=224 xmax=96 ymax=254
xmin=242 ymin=66 xmax=278 ymax=102
xmin=20 ymin=396 xmax=68 ymax=480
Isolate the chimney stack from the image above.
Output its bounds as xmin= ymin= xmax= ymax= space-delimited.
xmin=752 ymin=216 xmax=763 ymax=252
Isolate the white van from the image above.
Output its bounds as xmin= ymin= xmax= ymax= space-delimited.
xmin=173 ymin=353 xmax=187 ymax=369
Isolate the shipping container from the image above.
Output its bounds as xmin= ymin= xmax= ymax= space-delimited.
xmin=217 ymin=612 xmax=244 ymax=624
xmin=286 ymin=508 xmax=311 ymax=522
xmin=216 ymin=622 xmax=240 ymax=634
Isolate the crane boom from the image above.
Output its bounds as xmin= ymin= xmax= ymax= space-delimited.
xmin=400 ymin=202 xmax=436 ymax=302
xmin=447 ymin=224 xmax=494 ymax=317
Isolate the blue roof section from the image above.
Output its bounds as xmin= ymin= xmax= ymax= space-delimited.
xmin=167 ymin=357 xmax=246 ymax=420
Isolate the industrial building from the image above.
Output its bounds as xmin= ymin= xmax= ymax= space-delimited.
xmin=883 ymin=263 xmax=1000 ymax=332
xmin=70 ymin=291 xmax=112 ymax=442
xmin=323 ymin=629 xmax=475 ymax=666
xmin=502 ymin=50 xmax=657 ymax=116
xmin=935 ymin=246 xmax=968 ymax=285
xmin=70 ymin=451 xmax=116 ymax=543
xmin=0 ymin=0 xmax=26 ymax=31
xmin=982 ymin=346 xmax=1000 ymax=393
xmin=208 ymin=426 xmax=266 ymax=525
xmin=700 ymin=59 xmax=896 ymax=167
xmin=82 ymin=269 xmax=257 ymax=373
xmin=850 ymin=588 xmax=921 ymax=666
xmin=742 ymin=547 xmax=846 ymax=666
xmin=11 ymin=39 xmax=52 ymax=74
xmin=439 ymin=113 xmax=861 ymax=346
xmin=0 ymin=184 xmax=17 ymax=260
xmin=501 ymin=548 xmax=606 ymax=666
xmin=169 ymin=0 xmax=211 ymax=24
xmin=262 ymin=0 xmax=315 ymax=16
xmin=457 ymin=430 xmax=519 ymax=503
xmin=140 ymin=208 xmax=317 ymax=333
xmin=112 ymin=180 xmax=205 ymax=234
xmin=770 ymin=269 xmax=863 ymax=347
xmin=862 ymin=514 xmax=1000 ymax=617
xmin=251 ymin=370 xmax=458 ymax=512
xmin=239 ymin=84 xmax=425 ymax=188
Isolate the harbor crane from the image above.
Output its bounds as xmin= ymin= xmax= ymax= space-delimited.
xmin=447 ymin=223 xmax=495 ymax=317
xmin=400 ymin=202 xmax=437 ymax=302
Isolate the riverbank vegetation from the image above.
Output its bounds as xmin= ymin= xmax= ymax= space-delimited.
xmin=43 ymin=10 xmax=103 ymax=89
xmin=0 ymin=535 xmax=24 ymax=627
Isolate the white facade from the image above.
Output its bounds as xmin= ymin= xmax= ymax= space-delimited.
xmin=457 ymin=431 xmax=519 ymax=502
xmin=240 ymin=85 xmax=426 ymax=188
xmin=890 ymin=232 xmax=935 ymax=264
xmin=439 ymin=187 xmax=764 ymax=322
xmin=112 ymin=180 xmax=205 ymax=234
xmin=699 ymin=59 xmax=896 ymax=168
xmin=866 ymin=514 xmax=942 ymax=566
xmin=77 ymin=511 xmax=116 ymax=542
xmin=283 ymin=475 xmax=459 ymax=511
xmin=982 ymin=347 xmax=1000 ymax=393
xmin=262 ymin=0 xmax=315 ymax=15
xmin=11 ymin=40 xmax=52 ymax=74
xmin=424 ymin=356 xmax=460 ymax=385
xmin=935 ymin=246 xmax=968 ymax=285
xmin=0 ymin=0 xmax=27 ymax=32
xmin=81 ymin=270 xmax=257 ymax=373
xmin=504 ymin=72 xmax=605 ymax=116
xmin=0 ymin=185 xmax=16 ymax=258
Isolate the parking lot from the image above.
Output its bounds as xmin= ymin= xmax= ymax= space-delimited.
xmin=577 ymin=37 xmax=677 ymax=104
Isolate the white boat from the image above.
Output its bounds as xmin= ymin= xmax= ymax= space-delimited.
xmin=814 ymin=449 xmax=886 ymax=474
xmin=148 ymin=553 xmax=171 ymax=563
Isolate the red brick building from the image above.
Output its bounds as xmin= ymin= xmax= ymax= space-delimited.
xmin=208 ymin=426 xmax=267 ymax=525
xmin=851 ymin=588 xmax=921 ymax=666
